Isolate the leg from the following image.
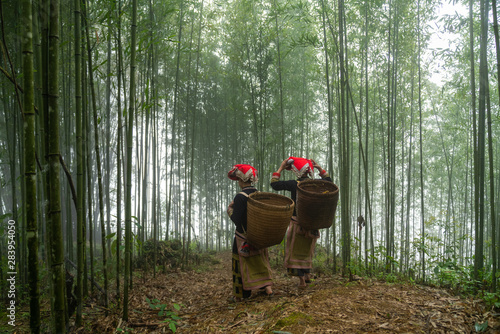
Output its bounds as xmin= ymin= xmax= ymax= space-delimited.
xmin=232 ymin=254 xmax=245 ymax=299
xmin=298 ymin=275 xmax=306 ymax=288
xmin=304 ymin=270 xmax=311 ymax=283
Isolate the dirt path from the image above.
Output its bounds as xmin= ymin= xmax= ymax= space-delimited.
xmin=75 ymin=251 xmax=498 ymax=333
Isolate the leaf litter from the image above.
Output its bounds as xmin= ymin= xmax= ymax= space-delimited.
xmin=69 ymin=251 xmax=498 ymax=333
xmin=11 ymin=251 xmax=498 ymax=333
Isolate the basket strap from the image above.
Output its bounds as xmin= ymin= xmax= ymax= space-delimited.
xmin=237 ymin=191 xmax=255 ymax=235
xmin=235 ymin=230 xmax=246 ymax=240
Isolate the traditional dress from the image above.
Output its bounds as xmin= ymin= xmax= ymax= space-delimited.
xmin=271 ymin=157 xmax=332 ymax=278
xmin=227 ymin=165 xmax=273 ymax=298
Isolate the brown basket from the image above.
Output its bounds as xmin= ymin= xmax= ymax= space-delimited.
xmin=246 ymin=192 xmax=295 ymax=249
xmin=296 ymin=179 xmax=339 ymax=229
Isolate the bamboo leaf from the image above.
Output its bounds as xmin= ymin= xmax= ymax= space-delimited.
xmin=106 ymin=232 xmax=116 ymax=239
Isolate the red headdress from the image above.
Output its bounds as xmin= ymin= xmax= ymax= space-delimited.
xmin=286 ymin=157 xmax=313 ymax=178
xmin=228 ymin=164 xmax=258 ymax=183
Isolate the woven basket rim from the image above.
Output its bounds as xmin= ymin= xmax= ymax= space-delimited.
xmin=298 ymin=179 xmax=338 ymax=196
xmin=248 ymin=191 xmax=294 ymax=210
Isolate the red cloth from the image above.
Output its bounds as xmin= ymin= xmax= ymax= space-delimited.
xmin=228 ymin=164 xmax=258 ymax=183
xmin=286 ymin=157 xmax=313 ymax=177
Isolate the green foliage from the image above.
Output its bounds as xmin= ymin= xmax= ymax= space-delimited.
xmin=312 ymin=244 xmax=332 ymax=275
xmin=140 ymin=239 xmax=183 ymax=269
xmin=475 ymin=321 xmax=488 ymax=332
xmin=106 ymin=232 xmax=116 ymax=239
xmin=132 ymin=232 xmax=143 ymax=255
xmin=188 ymin=240 xmax=200 ymax=252
xmin=431 ymin=260 xmax=467 ymax=291
xmin=146 ymin=298 xmax=181 ymax=333
xmin=482 ymin=292 xmax=500 ymax=309
xmin=374 ymin=271 xmax=404 ymax=284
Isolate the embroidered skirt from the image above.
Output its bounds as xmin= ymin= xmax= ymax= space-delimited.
xmin=284 ymin=217 xmax=320 ymax=276
xmin=232 ymin=232 xmax=273 ymax=298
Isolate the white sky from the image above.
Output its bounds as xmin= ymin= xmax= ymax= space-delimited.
xmin=428 ymin=1 xmax=469 ymax=85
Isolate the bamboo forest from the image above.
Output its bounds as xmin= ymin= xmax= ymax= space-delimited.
xmin=1 ymin=0 xmax=500 ymax=332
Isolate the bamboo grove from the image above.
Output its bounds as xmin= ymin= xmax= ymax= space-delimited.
xmin=0 ymin=0 xmax=499 ymax=332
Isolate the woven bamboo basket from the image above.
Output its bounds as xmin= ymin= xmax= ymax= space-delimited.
xmin=246 ymin=192 xmax=295 ymax=249
xmin=296 ymin=179 xmax=339 ymax=229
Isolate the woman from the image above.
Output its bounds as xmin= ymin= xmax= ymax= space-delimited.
xmin=227 ymin=164 xmax=273 ymax=301
xmin=271 ymin=157 xmax=332 ymax=288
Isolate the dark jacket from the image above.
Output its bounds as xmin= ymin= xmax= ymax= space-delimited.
xmin=229 ymin=186 xmax=257 ymax=253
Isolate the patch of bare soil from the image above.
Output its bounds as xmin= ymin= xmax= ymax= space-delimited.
xmin=73 ymin=251 xmax=499 ymax=334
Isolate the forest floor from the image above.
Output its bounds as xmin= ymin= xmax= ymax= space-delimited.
xmin=7 ymin=251 xmax=500 ymax=333
xmin=77 ymin=251 xmax=499 ymax=334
